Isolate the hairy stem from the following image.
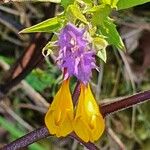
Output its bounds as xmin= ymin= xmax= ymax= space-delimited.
xmin=1 ymin=90 xmax=150 ymax=150
xmin=101 ymin=90 xmax=150 ymax=117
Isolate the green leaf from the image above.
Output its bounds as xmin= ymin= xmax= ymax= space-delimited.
xmin=99 ymin=17 xmax=124 ymax=50
xmin=61 ymin=0 xmax=74 ymax=9
xmin=9 ymin=0 xmax=61 ymax=2
xmin=97 ymin=48 xmax=107 ymax=62
xmin=20 ymin=17 xmax=62 ymax=33
xmin=93 ymin=37 xmax=108 ymax=62
xmin=93 ymin=37 xmax=108 ymax=50
xmin=101 ymin=0 xmax=119 ymax=8
xmin=82 ymin=0 xmax=93 ymax=3
xmin=117 ymin=0 xmax=150 ymax=10
xmin=67 ymin=4 xmax=88 ymax=24
xmin=88 ymin=4 xmax=111 ymax=25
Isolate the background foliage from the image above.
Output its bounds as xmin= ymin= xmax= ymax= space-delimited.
xmin=0 ymin=0 xmax=150 ymax=149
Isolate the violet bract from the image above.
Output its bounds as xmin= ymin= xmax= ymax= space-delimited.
xmin=57 ymin=23 xmax=96 ymax=84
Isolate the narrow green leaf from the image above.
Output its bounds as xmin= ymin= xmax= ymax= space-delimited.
xmin=99 ymin=17 xmax=125 ymax=50
xmin=20 ymin=17 xmax=62 ymax=33
xmin=117 ymin=0 xmax=150 ymax=10
xmin=0 ymin=116 xmax=25 ymax=138
xmin=67 ymin=4 xmax=88 ymax=24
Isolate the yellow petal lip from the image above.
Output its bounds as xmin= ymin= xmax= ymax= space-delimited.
xmin=45 ymin=79 xmax=74 ymax=137
xmin=73 ymin=83 xmax=105 ymax=142
xmin=45 ymin=80 xmax=105 ymax=142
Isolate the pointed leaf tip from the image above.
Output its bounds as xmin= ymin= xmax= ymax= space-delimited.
xmin=19 ymin=17 xmax=62 ymax=33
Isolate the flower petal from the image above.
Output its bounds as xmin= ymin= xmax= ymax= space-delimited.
xmin=90 ymin=115 xmax=105 ymax=142
xmin=74 ymin=117 xmax=90 ymax=142
xmin=45 ymin=79 xmax=74 ymax=137
xmin=73 ymin=83 xmax=105 ymax=142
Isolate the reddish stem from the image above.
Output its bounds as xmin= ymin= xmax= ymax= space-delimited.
xmin=101 ymin=90 xmax=150 ymax=117
xmin=1 ymin=90 xmax=150 ymax=150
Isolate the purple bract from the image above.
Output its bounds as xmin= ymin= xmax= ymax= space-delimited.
xmin=57 ymin=23 xmax=96 ymax=84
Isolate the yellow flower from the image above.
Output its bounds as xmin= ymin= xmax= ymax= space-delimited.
xmin=73 ymin=84 xmax=105 ymax=142
xmin=45 ymin=79 xmax=74 ymax=137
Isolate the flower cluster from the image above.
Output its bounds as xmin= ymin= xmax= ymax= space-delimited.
xmin=57 ymin=23 xmax=96 ymax=84
xmin=45 ymin=23 xmax=105 ymax=143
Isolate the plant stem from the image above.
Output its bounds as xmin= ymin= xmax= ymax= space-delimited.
xmin=101 ymin=90 xmax=150 ymax=117
xmin=1 ymin=90 xmax=150 ymax=150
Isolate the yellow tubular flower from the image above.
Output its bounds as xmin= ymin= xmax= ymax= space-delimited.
xmin=73 ymin=84 xmax=105 ymax=142
xmin=45 ymin=79 xmax=74 ymax=137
